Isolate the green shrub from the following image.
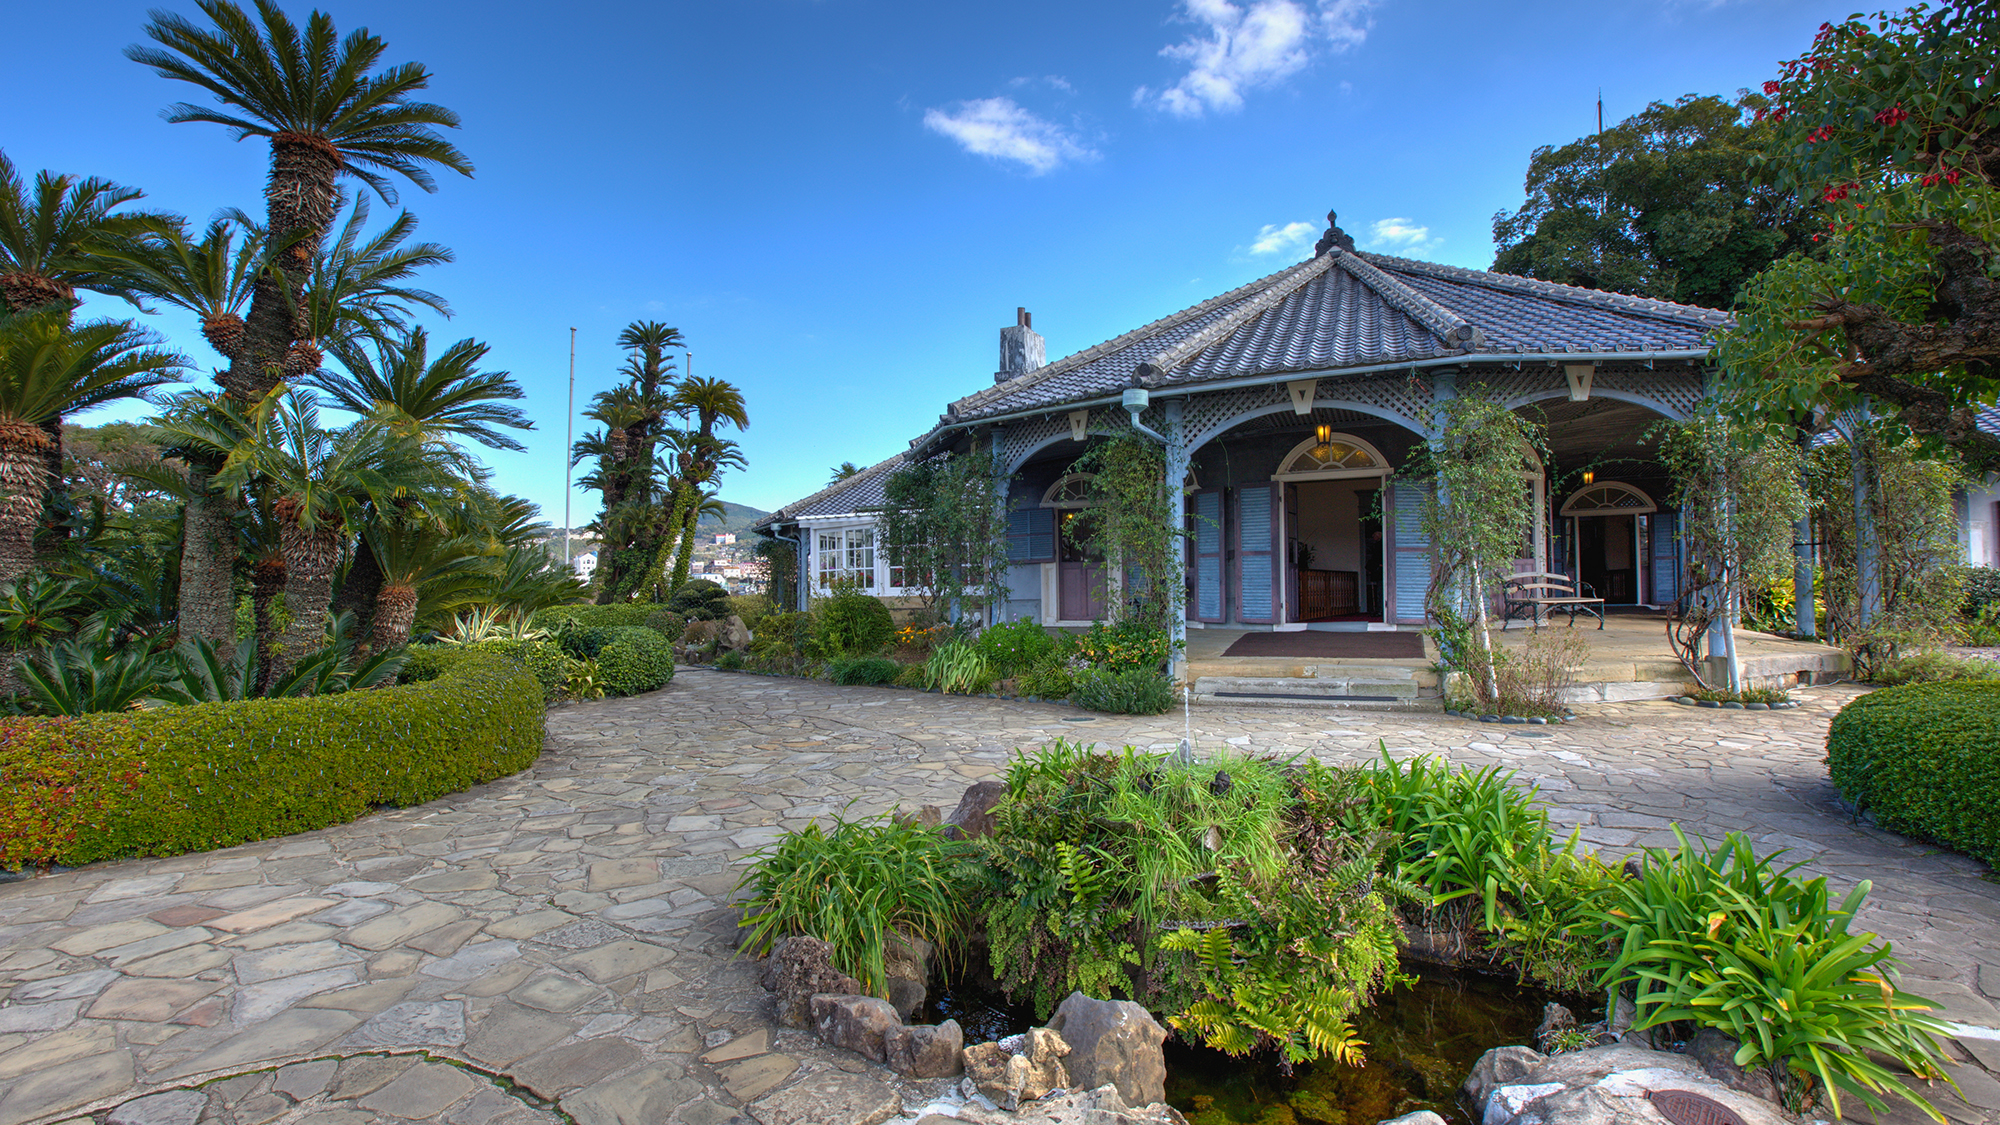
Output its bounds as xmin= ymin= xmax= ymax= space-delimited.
xmin=976 ymin=619 xmax=1055 ymax=677
xmin=1070 ymin=667 xmax=1175 ymax=714
xmin=748 ymin=610 xmax=819 ymax=673
xmin=921 ymin=639 xmax=993 ymax=693
xmin=1071 ymin=619 xmax=1174 ymax=672
xmin=737 ymin=811 xmax=977 ymax=997
xmin=1598 ymin=827 xmax=1951 ymax=1120
xmin=1965 ymin=566 xmax=2000 ymax=615
xmin=644 ymin=609 xmax=689 ymax=643
xmin=815 ymin=593 xmax=894 ymax=659
xmin=729 ymin=594 xmax=774 ymax=629
xmin=1017 ymin=658 xmax=1075 ymax=700
xmin=595 ymin=626 xmax=675 ymax=696
xmin=534 ymin=603 xmax=654 ymax=629
xmin=404 ymin=639 xmax=579 ymax=703
xmin=0 ymin=652 xmax=543 ymax=869
xmin=1869 ymin=649 xmax=2000 ymax=686
xmin=893 ymin=663 xmax=926 ymax=688
xmin=714 ymin=650 xmax=745 ymax=671
xmin=825 ymin=656 xmax=900 ymax=685
xmin=1828 ymin=681 xmax=2000 ymax=866
xmin=667 ymin=579 xmax=732 ymax=621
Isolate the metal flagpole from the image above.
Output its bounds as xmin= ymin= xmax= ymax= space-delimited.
xmin=564 ymin=327 xmax=576 ymax=567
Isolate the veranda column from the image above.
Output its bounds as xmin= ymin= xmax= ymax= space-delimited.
xmin=1793 ymin=426 xmax=1817 ymax=638
xmin=1163 ymin=399 xmax=1190 ymax=680
xmin=1847 ymin=409 xmax=1882 ymax=628
xmin=990 ymin=426 xmax=1007 ymax=626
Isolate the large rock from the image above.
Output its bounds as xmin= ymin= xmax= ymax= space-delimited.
xmin=1046 ymin=992 xmax=1168 ymax=1108
xmin=886 ymin=1019 xmax=963 ymax=1078
xmin=1684 ymin=1028 xmax=1780 ymax=1103
xmin=884 ymin=931 xmax=932 ymax=1021
xmin=964 ymin=1027 xmax=1071 ymax=1111
xmin=763 ymin=937 xmax=862 ymax=1029
xmin=811 ymin=993 xmax=901 ymax=1063
xmin=942 ymin=781 xmax=1008 ymax=840
xmin=720 ymin=615 xmax=752 ymax=652
xmin=1377 ymin=1114 xmax=1447 ymax=1125
xmin=1465 ymin=1043 xmax=1796 ymax=1125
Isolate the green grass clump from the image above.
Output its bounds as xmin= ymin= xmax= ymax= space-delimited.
xmin=825 ymin=656 xmax=901 ymax=685
xmin=1070 ymin=667 xmax=1175 ymax=714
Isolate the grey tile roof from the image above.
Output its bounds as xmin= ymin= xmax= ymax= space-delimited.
xmin=950 ymin=247 xmax=1734 ymax=421
xmin=757 ymin=452 xmax=904 ymax=528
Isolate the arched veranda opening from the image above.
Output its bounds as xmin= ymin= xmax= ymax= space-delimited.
xmin=1513 ymin=396 xmax=1683 ymax=611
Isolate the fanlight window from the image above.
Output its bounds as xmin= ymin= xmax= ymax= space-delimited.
xmin=1278 ymin=433 xmax=1387 ymax=476
xmin=1042 ymin=473 xmax=1097 ymax=508
xmin=1560 ymin=482 xmax=1657 ymax=516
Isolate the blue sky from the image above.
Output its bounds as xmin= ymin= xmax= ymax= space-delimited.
xmin=15 ymin=0 xmax=1847 ymax=522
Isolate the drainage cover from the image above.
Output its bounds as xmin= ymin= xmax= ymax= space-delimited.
xmin=1648 ymin=1091 xmax=1748 ymax=1125
xmin=1062 ymin=716 xmax=1095 ymax=723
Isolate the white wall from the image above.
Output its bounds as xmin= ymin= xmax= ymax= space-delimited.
xmin=1968 ymin=474 xmax=2000 ymax=568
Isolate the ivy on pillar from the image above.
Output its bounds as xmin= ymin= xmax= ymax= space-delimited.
xmin=1163 ymin=399 xmax=1190 ymax=678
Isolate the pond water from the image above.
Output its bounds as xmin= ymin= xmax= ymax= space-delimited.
xmin=920 ymin=967 xmax=1573 ymax=1125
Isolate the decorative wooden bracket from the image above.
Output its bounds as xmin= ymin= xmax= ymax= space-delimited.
xmin=1564 ymin=364 xmax=1595 ymax=402
xmin=1068 ymin=410 xmax=1090 ymax=443
xmin=1286 ymin=379 xmax=1318 ymax=415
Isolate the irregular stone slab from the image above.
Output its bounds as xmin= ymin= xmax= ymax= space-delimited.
xmin=340 ymin=1000 xmax=467 ymax=1048
xmin=484 ymin=910 xmax=575 ymax=940
xmin=228 ymin=920 xmax=339 ymax=951
xmin=51 ymin=919 xmax=170 ymax=956
xmin=455 ymin=962 xmax=536 ymax=998
xmin=234 ymin=941 xmax=362 ymax=984
xmin=0 ymin=999 xmax=81 ymax=1034
xmin=560 ymin=940 xmax=672 ymax=983
xmin=419 ymin=939 xmax=520 ymax=981
xmin=718 ymin=1053 xmax=797 ymax=1102
xmin=100 ymin=927 xmax=214 ymax=967
xmin=106 ymin=1088 xmax=206 ymax=1125
xmin=323 ymin=881 xmax=400 ymax=898
xmin=587 ymin=858 xmax=660 ymax=891
xmin=1046 ymin=991 xmax=1168 ymax=1106
xmin=762 ymin=936 xmax=861 ymax=1028
xmin=0 ymin=1047 xmax=134 ymax=1122
xmin=536 ymin=920 xmax=624 ymax=950
xmin=465 ymin=1002 xmax=577 ymax=1067
xmin=405 ymin=918 xmax=484 ymax=957
xmin=512 ymin=1036 xmax=643 ymax=1097
xmin=155 ymin=1007 xmax=361 ymax=1079
xmin=0 ymin=1024 xmax=117 ymax=1081
xmin=206 ymin=897 xmax=337 ymax=933
xmin=406 ymin=869 xmax=498 ymax=894
xmin=12 ymin=968 xmax=119 ymax=1003
xmin=747 ymin=1070 xmax=900 ymax=1125
xmin=356 ymin=1061 xmax=477 ymax=1119
xmin=296 ymin=977 xmax=417 ymax=1011
xmin=233 ymin=967 xmax=361 ymax=1023
xmin=88 ymin=874 xmax=183 ymax=902
xmin=148 ymin=905 xmax=226 ymax=928
xmin=122 ymin=944 xmax=232 ymax=978
xmin=342 ymin=902 xmax=463 ymax=951
xmin=330 ymin=1054 xmax=418 ymax=1099
xmin=563 ymin=1064 xmax=697 ymax=1125
xmin=885 ymin=1019 xmax=963 ymax=1079
xmin=309 ymin=899 xmax=393 ymax=926
xmin=511 ymin=973 xmax=600 ymax=1014
xmin=699 ymin=1027 xmax=769 ymax=1064
xmin=274 ymin=1058 xmax=338 ymax=1100
xmin=88 ymin=978 xmax=222 ymax=1023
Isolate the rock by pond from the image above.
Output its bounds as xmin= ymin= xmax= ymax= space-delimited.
xmin=1463 ymin=1043 xmax=1798 ymax=1125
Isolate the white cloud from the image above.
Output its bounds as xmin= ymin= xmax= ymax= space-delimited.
xmin=922 ymin=97 xmax=1097 ymax=174
xmin=1364 ymin=217 xmax=1439 ymax=252
xmin=1135 ymin=0 xmax=1373 ymax=118
xmin=1246 ymin=220 xmax=1316 ymax=256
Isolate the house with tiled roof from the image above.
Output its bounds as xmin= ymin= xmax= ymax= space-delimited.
xmin=758 ymin=211 xmax=1997 ymax=640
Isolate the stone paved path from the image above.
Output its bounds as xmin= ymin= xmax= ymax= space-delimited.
xmin=2 ymin=668 xmax=1998 ymax=1125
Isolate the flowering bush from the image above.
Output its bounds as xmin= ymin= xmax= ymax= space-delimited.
xmin=1071 ymin=619 xmax=1175 ymax=673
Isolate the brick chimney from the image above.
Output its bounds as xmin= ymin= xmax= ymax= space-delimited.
xmin=996 ymin=307 xmax=1045 ymax=383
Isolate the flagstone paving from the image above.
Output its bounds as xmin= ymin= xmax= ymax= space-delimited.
xmin=2 ymin=668 xmax=1998 ymax=1125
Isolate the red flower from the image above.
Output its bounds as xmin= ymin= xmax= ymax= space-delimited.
xmin=1921 ymin=172 xmax=1940 ymax=187
xmin=1946 ymin=169 xmax=1962 ymax=186
xmin=1872 ymin=104 xmax=1909 ymax=126
xmin=1763 ymin=80 xmax=1783 ymax=95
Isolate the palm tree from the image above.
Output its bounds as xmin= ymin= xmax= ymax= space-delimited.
xmin=152 ymin=390 xmax=266 ymax=645
xmin=829 ymin=461 xmax=861 ymax=483
xmin=0 ymin=312 xmax=183 ymax=584
xmin=359 ymin=514 xmax=485 ymax=651
xmin=316 ymin=326 xmax=531 ymax=451
xmin=665 ymin=376 xmax=749 ymax=593
xmin=285 ymin=195 xmax=452 ymax=377
xmin=217 ymin=389 xmax=454 ymax=678
xmin=0 ymin=151 xmax=167 ymax=314
xmin=96 ymin=216 xmax=268 ymax=360
xmin=127 ymin=0 xmax=472 ymax=401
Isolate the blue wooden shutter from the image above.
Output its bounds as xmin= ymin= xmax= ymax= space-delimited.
xmin=1190 ymin=487 xmax=1225 ymax=623
xmin=1390 ymin=478 xmax=1431 ymax=625
xmin=1651 ymin=510 xmax=1680 ymax=606
xmin=1235 ymin=483 xmax=1279 ymax=624
xmin=1007 ymin=507 xmax=1055 ymax=564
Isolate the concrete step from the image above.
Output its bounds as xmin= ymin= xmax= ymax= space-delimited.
xmin=1189 ymin=674 xmax=1439 ymax=710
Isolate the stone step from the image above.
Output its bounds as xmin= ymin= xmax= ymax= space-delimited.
xmin=1189 ymin=675 xmax=1439 ymax=710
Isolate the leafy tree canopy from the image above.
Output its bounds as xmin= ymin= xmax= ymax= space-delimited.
xmin=1716 ymin=3 xmax=2000 ymax=461
xmin=1492 ymin=93 xmax=1817 ymax=309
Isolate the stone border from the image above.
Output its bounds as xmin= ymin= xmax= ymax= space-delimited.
xmin=1668 ymin=697 xmax=1802 ymax=712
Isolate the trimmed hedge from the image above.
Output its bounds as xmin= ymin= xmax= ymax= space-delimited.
xmin=535 ymin=603 xmax=656 ymax=629
xmin=0 ymin=652 xmax=544 ymax=869
xmin=816 ymin=593 xmax=894 ymax=658
xmin=405 ymin=639 xmax=579 ymax=702
xmin=595 ymin=626 xmax=675 ymax=696
xmin=826 ymin=656 xmax=901 ymax=685
xmin=1827 ymin=681 xmax=2000 ymax=866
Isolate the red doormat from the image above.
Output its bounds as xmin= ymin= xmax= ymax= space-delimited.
xmin=1219 ymin=630 xmax=1426 ymax=659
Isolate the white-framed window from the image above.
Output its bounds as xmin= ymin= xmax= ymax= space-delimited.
xmin=816 ymin=527 xmax=876 ymax=590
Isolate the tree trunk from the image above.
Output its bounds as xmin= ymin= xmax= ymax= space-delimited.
xmin=222 ymin=133 xmax=342 ymax=402
xmin=334 ymin=536 xmax=383 ymax=642
xmin=251 ymin=554 xmax=286 ymax=693
xmin=369 ymin=581 xmax=418 ymax=653
xmin=0 ymin=433 xmax=50 ymax=587
xmin=647 ymin=484 xmax=697 ymax=600
xmin=179 ymin=477 xmax=239 ymax=644
xmin=271 ymin=518 xmax=342 ymax=682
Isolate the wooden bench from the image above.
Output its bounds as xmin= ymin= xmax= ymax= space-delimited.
xmin=1502 ymin=572 xmax=1605 ymax=629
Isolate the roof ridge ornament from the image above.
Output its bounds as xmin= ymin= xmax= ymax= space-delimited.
xmin=1312 ymin=209 xmax=1357 ymax=256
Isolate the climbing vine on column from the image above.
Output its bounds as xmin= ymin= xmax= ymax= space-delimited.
xmin=1067 ymin=430 xmax=1185 ymax=632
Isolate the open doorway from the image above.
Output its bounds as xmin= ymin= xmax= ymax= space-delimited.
xmin=1560 ymin=482 xmax=1657 ymax=607
xmin=1275 ymin=433 xmax=1389 ymax=624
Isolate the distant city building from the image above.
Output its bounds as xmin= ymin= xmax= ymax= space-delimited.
xmin=714 ymin=532 xmax=737 ymax=545
xmin=572 ymin=552 xmax=598 ymax=580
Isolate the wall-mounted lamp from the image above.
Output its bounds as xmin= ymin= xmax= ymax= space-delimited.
xmin=1315 ymin=423 xmax=1332 ymax=445
xmin=1582 ymin=470 xmax=1595 ymax=485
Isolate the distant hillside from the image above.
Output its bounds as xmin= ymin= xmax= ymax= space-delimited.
xmin=696 ymin=501 xmax=773 ymax=534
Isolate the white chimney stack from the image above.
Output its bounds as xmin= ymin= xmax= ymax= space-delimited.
xmin=996 ymin=307 xmax=1045 ymax=383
